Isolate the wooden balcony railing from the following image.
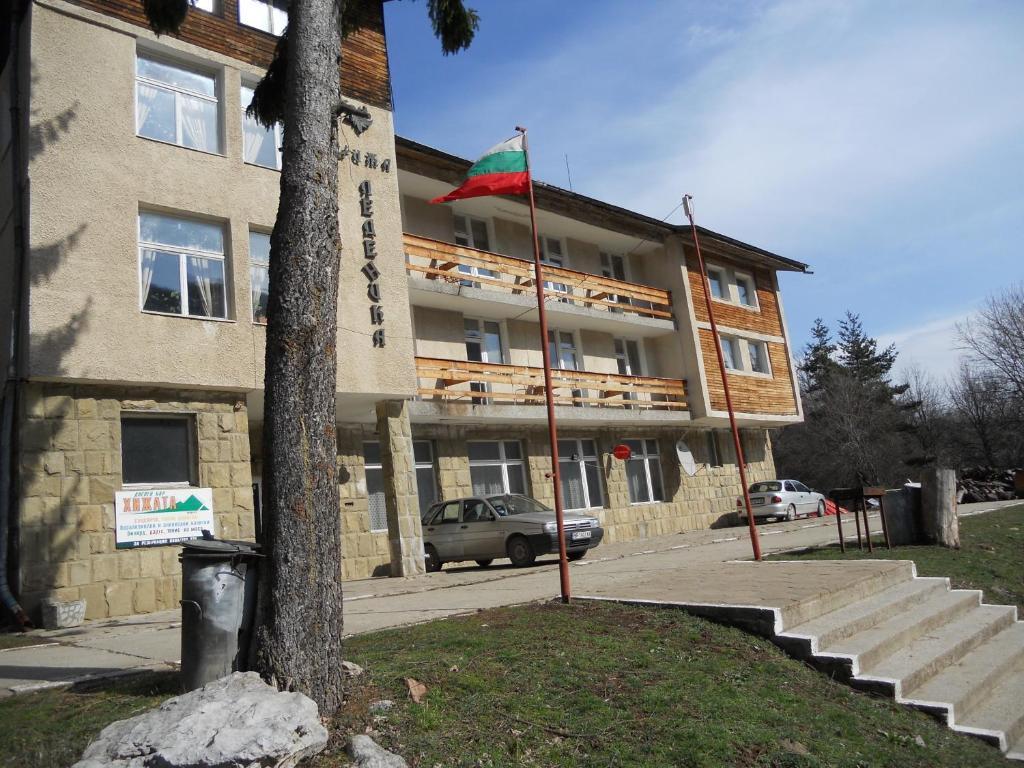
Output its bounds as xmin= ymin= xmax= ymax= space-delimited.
xmin=404 ymin=234 xmax=673 ymax=321
xmin=416 ymin=357 xmax=688 ymax=411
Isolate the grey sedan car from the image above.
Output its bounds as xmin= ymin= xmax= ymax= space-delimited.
xmin=421 ymin=494 xmax=605 ymax=571
xmin=737 ymin=479 xmax=826 ymax=522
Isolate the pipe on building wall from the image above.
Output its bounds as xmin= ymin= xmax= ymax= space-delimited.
xmin=1 ymin=0 xmax=32 ymax=628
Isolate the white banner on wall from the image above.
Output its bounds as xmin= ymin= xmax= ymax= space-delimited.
xmin=114 ymin=488 xmax=216 ymax=549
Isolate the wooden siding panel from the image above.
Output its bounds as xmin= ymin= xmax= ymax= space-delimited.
xmin=64 ymin=0 xmax=392 ymax=110
xmin=687 ymin=254 xmax=784 ymax=337
xmin=698 ymin=329 xmax=798 ymax=415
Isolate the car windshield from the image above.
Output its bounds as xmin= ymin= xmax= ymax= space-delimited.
xmin=749 ymin=481 xmax=782 ymax=493
xmin=487 ymin=494 xmax=552 ymax=517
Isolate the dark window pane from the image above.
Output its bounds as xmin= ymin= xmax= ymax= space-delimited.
xmin=468 ymin=441 xmax=500 ymax=461
xmin=503 ymin=441 xmax=522 ymax=460
xmin=585 ymin=461 xmax=604 ymax=507
xmin=648 ymin=458 xmax=664 ymax=501
xmin=413 ymin=440 xmax=432 ymax=464
xmin=415 ymin=466 xmax=436 ymax=516
xmin=363 ymin=441 xmax=381 ymax=466
xmin=122 ymin=417 xmax=192 ymax=484
xmin=506 ymin=465 xmax=526 ymax=494
xmin=625 ymin=460 xmax=649 ymax=503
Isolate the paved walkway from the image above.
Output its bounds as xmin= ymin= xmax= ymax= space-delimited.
xmin=1 ymin=500 xmax=1015 ymax=696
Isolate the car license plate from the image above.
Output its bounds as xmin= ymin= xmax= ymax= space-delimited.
xmin=752 ymin=498 xmax=765 ymax=506
xmin=571 ymin=530 xmax=592 ymax=540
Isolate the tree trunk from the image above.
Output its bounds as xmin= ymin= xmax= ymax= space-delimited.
xmin=921 ymin=467 xmax=959 ymax=549
xmin=253 ymin=0 xmax=345 ymax=715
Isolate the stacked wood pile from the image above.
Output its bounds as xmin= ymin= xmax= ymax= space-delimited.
xmin=956 ymin=467 xmax=1023 ymax=503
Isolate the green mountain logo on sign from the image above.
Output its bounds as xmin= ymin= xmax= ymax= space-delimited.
xmin=148 ymin=495 xmax=210 ymax=514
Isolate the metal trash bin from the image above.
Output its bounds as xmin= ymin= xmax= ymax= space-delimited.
xmin=179 ymin=536 xmax=262 ymax=691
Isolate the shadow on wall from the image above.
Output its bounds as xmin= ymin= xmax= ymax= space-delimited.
xmin=27 ymin=63 xmax=79 ymax=163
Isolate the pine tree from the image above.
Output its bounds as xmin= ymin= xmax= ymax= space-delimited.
xmin=799 ymin=318 xmax=836 ymax=394
xmin=837 ymin=311 xmax=900 ymax=387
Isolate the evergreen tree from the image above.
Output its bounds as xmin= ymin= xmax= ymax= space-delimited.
xmin=837 ymin=311 xmax=901 ymax=388
xmin=799 ymin=317 xmax=836 ymax=394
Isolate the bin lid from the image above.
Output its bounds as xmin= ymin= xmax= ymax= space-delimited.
xmin=180 ymin=537 xmax=262 ymax=556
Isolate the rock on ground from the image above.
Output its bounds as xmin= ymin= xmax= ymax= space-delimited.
xmin=348 ymin=735 xmax=408 ymax=768
xmin=72 ymin=671 xmax=328 ymax=768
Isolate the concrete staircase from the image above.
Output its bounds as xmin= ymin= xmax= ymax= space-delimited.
xmin=772 ymin=562 xmax=1024 ymax=760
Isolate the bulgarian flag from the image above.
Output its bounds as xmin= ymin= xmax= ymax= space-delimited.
xmin=430 ymin=135 xmax=530 ymax=204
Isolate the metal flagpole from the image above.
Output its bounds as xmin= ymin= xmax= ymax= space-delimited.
xmin=682 ymin=195 xmax=762 ymax=561
xmin=517 ymin=126 xmax=572 ymax=602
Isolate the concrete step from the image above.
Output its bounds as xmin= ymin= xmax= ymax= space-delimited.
xmin=955 ymin=664 xmax=1024 ymax=753
xmin=822 ymin=588 xmax=979 ymax=674
xmin=905 ymin=621 xmax=1024 ymax=723
xmin=864 ymin=603 xmax=1016 ymax=695
xmin=777 ymin=560 xmax=916 ymax=630
xmin=783 ymin=577 xmax=949 ymax=653
xmin=1008 ymin=732 xmax=1024 ymax=762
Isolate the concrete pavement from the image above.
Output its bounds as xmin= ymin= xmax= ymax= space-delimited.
xmin=1 ymin=499 xmax=1015 ymax=696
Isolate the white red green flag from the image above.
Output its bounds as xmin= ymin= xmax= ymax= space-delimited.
xmin=430 ymin=135 xmax=530 ymax=204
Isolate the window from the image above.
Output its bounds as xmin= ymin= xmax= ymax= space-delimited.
xmin=414 ymin=441 xmax=438 ymax=518
xmin=748 ymin=340 xmax=771 ymax=374
xmin=453 ymin=214 xmax=495 ymax=285
xmin=192 ymin=0 xmax=216 ymax=12
xmin=720 ymin=335 xmax=741 ymax=371
xmin=365 ymin=440 xmax=438 ymax=529
xmin=624 ymin=439 xmax=663 ymax=504
xmin=468 ymin=441 xmax=526 ymax=496
xmin=241 ymin=85 xmax=282 ymax=169
xmin=600 ymin=252 xmax=632 ymax=310
xmin=548 ymin=329 xmax=584 ymax=405
xmin=136 ymin=53 xmax=220 ymax=154
xmin=250 ymin=230 xmax=270 ymax=323
xmin=239 ymin=0 xmax=287 ymax=35
xmin=139 ymin=212 xmax=228 ymax=319
xmin=705 ymin=431 xmax=723 ymax=468
xmin=614 ymin=338 xmax=643 ymax=405
xmin=539 ymin=236 xmax=568 ymax=297
xmin=121 ymin=415 xmax=195 ymax=486
xmin=736 ymin=274 xmax=757 ymax=308
xmin=707 ymin=268 xmax=725 ymax=300
xmin=464 ymin=318 xmax=504 ymax=403
xmin=558 ymin=439 xmax=603 ymax=510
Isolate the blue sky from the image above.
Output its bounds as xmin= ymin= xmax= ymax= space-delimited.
xmin=383 ymin=0 xmax=1024 ymax=383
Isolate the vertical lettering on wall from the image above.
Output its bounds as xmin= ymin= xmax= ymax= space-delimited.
xmin=360 ymin=178 xmax=383 ymax=348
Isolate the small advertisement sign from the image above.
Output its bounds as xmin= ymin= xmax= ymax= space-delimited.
xmin=114 ymin=488 xmax=216 ymax=549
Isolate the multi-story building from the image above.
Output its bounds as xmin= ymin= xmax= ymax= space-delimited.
xmin=0 ymin=0 xmax=807 ymax=622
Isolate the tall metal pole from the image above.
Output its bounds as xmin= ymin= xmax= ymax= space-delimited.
xmin=683 ymin=195 xmax=762 ymax=561
xmin=517 ymin=126 xmax=571 ymax=602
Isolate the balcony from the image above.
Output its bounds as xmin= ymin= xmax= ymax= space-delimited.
xmin=415 ymin=357 xmax=688 ymax=413
xmin=404 ymin=234 xmax=676 ymax=337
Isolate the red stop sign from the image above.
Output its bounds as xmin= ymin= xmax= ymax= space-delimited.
xmin=612 ymin=444 xmax=632 ymax=461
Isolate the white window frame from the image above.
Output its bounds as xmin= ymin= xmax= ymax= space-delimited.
xmin=192 ymin=0 xmax=217 ymax=13
xmin=467 ymin=440 xmax=525 ymax=496
xmin=238 ymin=0 xmax=288 ymax=35
xmin=120 ymin=412 xmax=198 ymax=489
xmin=453 ymin=213 xmax=492 ymax=251
xmin=241 ymin=83 xmax=282 ymax=170
xmin=706 ymin=267 xmax=727 ymax=300
xmin=138 ymin=212 xmax=230 ymax=321
xmin=539 ymin=235 xmax=569 ymax=298
xmin=706 ymin=261 xmax=760 ymax=312
xmin=733 ymin=269 xmax=759 ymax=310
xmin=719 ymin=333 xmax=742 ymax=371
xmin=135 ymin=52 xmax=222 ymax=155
xmin=558 ymin=438 xmax=603 ymax=511
xmin=747 ymin=339 xmax=772 ymax=375
xmin=249 ymin=229 xmax=271 ymax=324
xmin=600 ymin=251 xmax=633 ymax=309
xmin=625 ymin=438 xmax=664 ymax=505
xmin=414 ymin=440 xmax=438 ymax=517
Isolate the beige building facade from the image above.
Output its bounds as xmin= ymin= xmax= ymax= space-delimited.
xmin=1 ymin=0 xmax=808 ymax=622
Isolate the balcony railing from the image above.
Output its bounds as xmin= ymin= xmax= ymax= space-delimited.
xmin=416 ymin=357 xmax=688 ymax=411
xmin=404 ymin=234 xmax=673 ymax=321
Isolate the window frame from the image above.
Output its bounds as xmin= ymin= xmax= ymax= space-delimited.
xmin=706 ymin=261 xmax=761 ymax=312
xmin=120 ymin=412 xmax=198 ymax=489
xmin=557 ymin=438 xmax=604 ymax=511
xmin=241 ymin=83 xmax=283 ymax=170
xmin=705 ymin=430 xmax=723 ymax=468
xmin=238 ymin=0 xmax=288 ymax=36
xmin=467 ymin=440 xmax=526 ymax=496
xmin=733 ymin=269 xmax=759 ymax=310
xmin=135 ymin=51 xmax=222 ymax=155
xmin=249 ymin=228 xmax=271 ymax=324
xmin=138 ymin=211 xmax=231 ymax=321
xmin=747 ymin=339 xmax=772 ymax=375
xmin=624 ymin=438 xmax=664 ymax=505
xmin=363 ymin=441 xmax=388 ymax=532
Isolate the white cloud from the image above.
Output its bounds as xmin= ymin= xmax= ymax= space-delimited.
xmin=878 ymin=309 xmax=977 ymax=384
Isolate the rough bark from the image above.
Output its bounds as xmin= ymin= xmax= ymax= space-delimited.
xmin=253 ymin=0 xmax=346 ymax=715
xmin=921 ymin=467 xmax=960 ymax=549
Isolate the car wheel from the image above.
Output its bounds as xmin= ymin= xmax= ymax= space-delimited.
xmin=785 ymin=505 xmax=797 ymax=522
xmin=567 ymin=550 xmax=586 ymax=562
xmin=506 ymin=536 xmax=536 ymax=567
xmin=424 ymin=544 xmax=442 ymax=573
xmin=475 ymin=559 xmax=494 ymax=568
xmin=816 ymin=501 xmax=826 ymax=518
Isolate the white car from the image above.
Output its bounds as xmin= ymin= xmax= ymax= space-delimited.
xmin=737 ymin=479 xmax=826 ymax=522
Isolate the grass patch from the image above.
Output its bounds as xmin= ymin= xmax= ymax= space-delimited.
xmin=314 ymin=602 xmax=1007 ymax=767
xmin=770 ymin=504 xmax=1024 ymax=613
xmin=0 ymin=671 xmax=178 ymax=768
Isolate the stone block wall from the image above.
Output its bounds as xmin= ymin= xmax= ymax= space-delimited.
xmin=16 ymin=382 xmax=254 ymax=620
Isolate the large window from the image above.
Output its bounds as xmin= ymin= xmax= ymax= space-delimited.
xmin=539 ymin=235 xmax=568 ymax=297
xmin=239 ymin=0 xmax=288 ymax=35
xmin=468 ymin=441 xmax=525 ymax=496
xmin=624 ymin=439 xmax=664 ymax=504
xmin=139 ymin=212 xmax=228 ymax=319
xmin=720 ymin=334 xmax=741 ymax=371
xmin=453 ymin=214 xmax=495 ymax=285
xmin=719 ymin=333 xmax=772 ymax=376
xmin=364 ymin=441 xmax=438 ymax=531
xmin=706 ymin=263 xmax=760 ymax=310
xmin=136 ymin=53 xmax=220 ymax=154
xmin=241 ymin=85 xmax=282 ymax=169
xmin=121 ymin=415 xmax=195 ymax=486
xmin=464 ymin=318 xmax=504 ymax=403
xmin=748 ymin=340 xmax=771 ymax=374
xmin=558 ymin=439 xmax=603 ymax=510
xmin=250 ymin=230 xmax=270 ymax=323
